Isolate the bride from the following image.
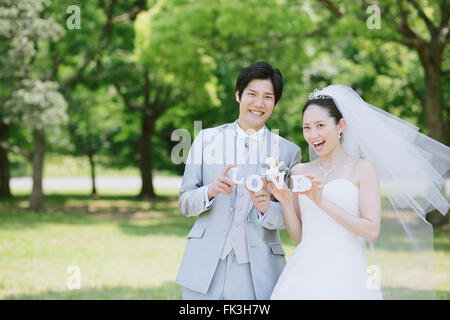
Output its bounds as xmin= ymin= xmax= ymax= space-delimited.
xmin=269 ymin=85 xmax=449 ymax=300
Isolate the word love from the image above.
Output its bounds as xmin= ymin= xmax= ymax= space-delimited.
xmin=229 ymin=168 xmax=312 ymax=193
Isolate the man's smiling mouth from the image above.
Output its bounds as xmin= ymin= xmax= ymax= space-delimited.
xmin=249 ymin=109 xmax=264 ymax=116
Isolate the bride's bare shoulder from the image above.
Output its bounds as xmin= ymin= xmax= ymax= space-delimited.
xmin=353 ymin=157 xmax=378 ymax=180
xmin=354 ymin=157 xmax=376 ymax=170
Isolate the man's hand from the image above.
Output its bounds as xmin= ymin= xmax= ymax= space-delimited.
xmin=207 ymin=165 xmax=237 ymax=200
xmin=246 ymin=177 xmax=271 ymax=214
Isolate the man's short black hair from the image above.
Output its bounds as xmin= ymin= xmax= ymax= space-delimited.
xmin=235 ymin=62 xmax=283 ymax=106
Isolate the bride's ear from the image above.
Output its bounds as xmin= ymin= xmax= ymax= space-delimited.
xmin=338 ymin=118 xmax=346 ymax=132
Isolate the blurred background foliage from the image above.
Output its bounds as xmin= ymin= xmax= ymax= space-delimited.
xmin=0 ymin=0 xmax=448 ymax=217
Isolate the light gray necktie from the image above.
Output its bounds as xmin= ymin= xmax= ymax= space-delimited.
xmin=244 ymin=136 xmax=250 ymax=166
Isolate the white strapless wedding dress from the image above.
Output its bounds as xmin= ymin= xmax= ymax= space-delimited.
xmin=271 ymin=179 xmax=383 ymax=300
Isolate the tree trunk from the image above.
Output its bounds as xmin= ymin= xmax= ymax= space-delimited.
xmin=29 ymin=129 xmax=46 ymax=211
xmin=420 ymin=48 xmax=449 ymax=226
xmin=423 ymin=66 xmax=445 ymax=143
xmin=88 ymin=151 xmax=98 ymax=198
xmin=138 ymin=112 xmax=156 ymax=199
xmin=0 ymin=120 xmax=12 ymax=199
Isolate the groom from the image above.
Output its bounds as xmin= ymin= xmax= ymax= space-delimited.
xmin=176 ymin=62 xmax=301 ymax=299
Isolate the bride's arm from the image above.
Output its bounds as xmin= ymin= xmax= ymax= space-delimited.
xmin=269 ymin=172 xmax=302 ymax=244
xmin=318 ymin=160 xmax=381 ymax=243
xmin=284 ymin=181 xmax=302 ymax=244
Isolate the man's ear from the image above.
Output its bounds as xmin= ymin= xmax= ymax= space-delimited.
xmin=235 ymin=90 xmax=240 ymax=103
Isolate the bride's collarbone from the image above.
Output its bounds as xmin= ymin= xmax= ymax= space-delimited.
xmin=294 ymin=166 xmax=359 ymax=188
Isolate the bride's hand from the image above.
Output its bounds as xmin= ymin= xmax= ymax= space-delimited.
xmin=267 ymin=179 xmax=292 ymax=207
xmin=300 ymin=174 xmax=324 ymax=206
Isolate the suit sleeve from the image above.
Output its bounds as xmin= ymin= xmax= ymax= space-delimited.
xmin=258 ymin=145 xmax=302 ymax=230
xmin=178 ymin=130 xmax=214 ymax=217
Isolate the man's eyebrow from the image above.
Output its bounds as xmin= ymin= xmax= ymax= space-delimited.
xmin=248 ymin=88 xmax=274 ymax=95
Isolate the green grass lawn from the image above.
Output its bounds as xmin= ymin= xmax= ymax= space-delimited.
xmin=0 ymin=188 xmax=449 ymax=300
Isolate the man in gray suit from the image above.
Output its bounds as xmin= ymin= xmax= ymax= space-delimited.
xmin=176 ymin=62 xmax=301 ymax=299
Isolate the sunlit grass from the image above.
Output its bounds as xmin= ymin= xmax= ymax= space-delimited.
xmin=0 ymin=187 xmax=448 ymax=300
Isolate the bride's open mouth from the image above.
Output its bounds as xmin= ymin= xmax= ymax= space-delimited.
xmin=312 ymin=140 xmax=325 ymax=152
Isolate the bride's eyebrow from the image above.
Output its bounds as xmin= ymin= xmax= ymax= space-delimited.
xmin=303 ymin=120 xmax=326 ymax=125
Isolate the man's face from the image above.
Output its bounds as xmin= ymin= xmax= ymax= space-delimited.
xmin=236 ymin=79 xmax=276 ymax=132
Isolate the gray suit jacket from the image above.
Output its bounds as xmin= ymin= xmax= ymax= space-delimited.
xmin=176 ymin=121 xmax=301 ymax=299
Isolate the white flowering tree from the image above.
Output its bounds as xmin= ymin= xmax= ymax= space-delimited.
xmin=0 ymin=0 xmax=67 ymax=209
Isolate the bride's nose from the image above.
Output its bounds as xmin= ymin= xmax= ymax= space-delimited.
xmin=309 ymin=128 xmax=320 ymax=140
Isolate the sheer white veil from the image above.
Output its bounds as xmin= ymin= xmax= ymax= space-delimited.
xmin=308 ymin=85 xmax=449 ymax=299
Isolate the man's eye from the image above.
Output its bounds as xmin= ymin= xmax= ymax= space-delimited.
xmin=265 ymin=96 xmax=273 ymax=99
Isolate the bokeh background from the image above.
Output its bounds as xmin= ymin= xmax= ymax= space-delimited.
xmin=0 ymin=0 xmax=448 ymax=299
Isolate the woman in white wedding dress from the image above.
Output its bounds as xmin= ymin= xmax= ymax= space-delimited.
xmin=269 ymin=85 xmax=449 ymax=300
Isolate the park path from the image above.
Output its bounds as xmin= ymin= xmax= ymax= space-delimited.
xmin=10 ymin=176 xmax=450 ymax=193
xmin=10 ymin=176 xmax=182 ymax=191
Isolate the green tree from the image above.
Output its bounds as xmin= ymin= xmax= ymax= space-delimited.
xmin=0 ymin=0 xmax=67 ymax=209
xmin=65 ymin=85 xmax=122 ymax=196
xmin=135 ymin=0 xmax=313 ymax=175
xmin=316 ymin=0 xmax=449 ymax=143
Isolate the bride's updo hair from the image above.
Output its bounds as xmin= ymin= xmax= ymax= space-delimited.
xmin=302 ymin=97 xmax=343 ymax=125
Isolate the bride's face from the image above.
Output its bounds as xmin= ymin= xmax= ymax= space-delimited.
xmin=302 ymin=104 xmax=344 ymax=156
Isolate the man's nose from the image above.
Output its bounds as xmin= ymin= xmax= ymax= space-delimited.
xmin=254 ymin=95 xmax=264 ymax=107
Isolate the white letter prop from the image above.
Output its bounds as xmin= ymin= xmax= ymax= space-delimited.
xmin=246 ymin=174 xmax=264 ymax=192
xmin=229 ymin=167 xmax=244 ymax=184
xmin=291 ymin=175 xmax=312 ymax=192
xmin=268 ymin=172 xmax=285 ymax=190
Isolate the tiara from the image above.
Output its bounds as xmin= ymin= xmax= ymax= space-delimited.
xmin=309 ymin=88 xmax=332 ymax=100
